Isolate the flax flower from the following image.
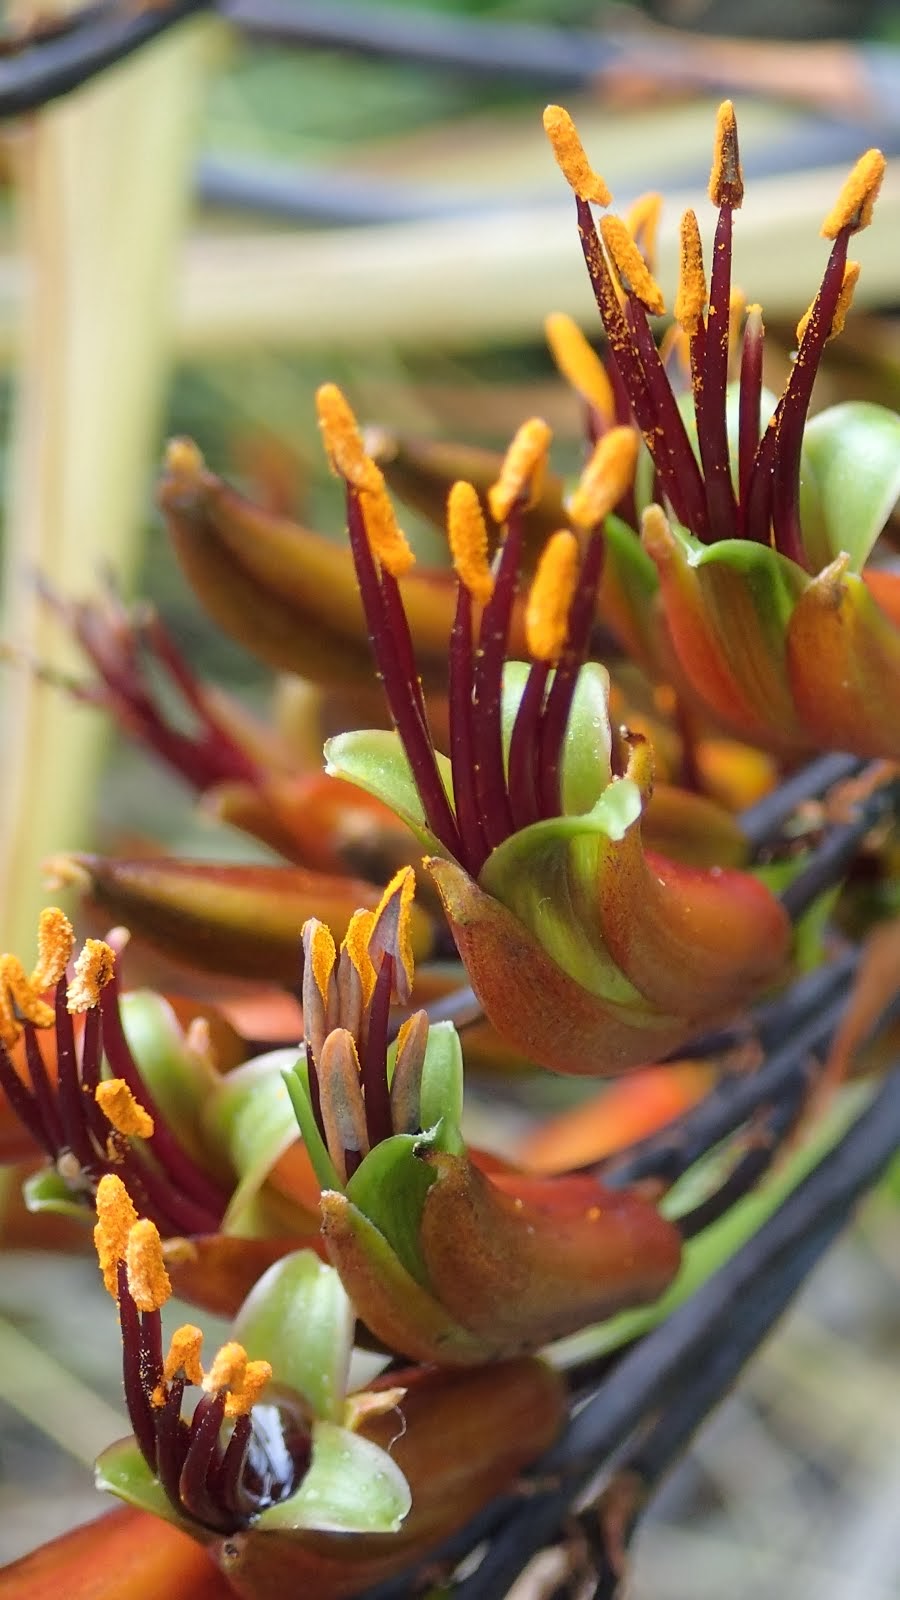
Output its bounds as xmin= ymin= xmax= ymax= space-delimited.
xmin=544 ymin=100 xmax=900 ymax=759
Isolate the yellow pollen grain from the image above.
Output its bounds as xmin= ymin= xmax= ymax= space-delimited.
xmin=315 ymin=383 xmax=383 ymax=493
xmin=358 ymin=478 xmax=415 ymax=578
xmin=675 ymin=209 xmax=707 ymax=336
xmin=599 ymin=216 xmax=666 ymax=316
xmin=94 ymin=1174 xmax=139 ymax=1299
xmin=203 ymin=1340 xmax=247 ymax=1397
xmin=305 ymin=920 xmax=337 ymax=1007
xmin=625 ymin=192 xmax=663 ymax=273
xmin=447 ymin=481 xmax=494 ymax=605
xmin=66 ymin=939 xmax=115 ymax=1014
xmin=372 ymin=865 xmax=417 ymax=994
xmin=95 ymin=1079 xmax=155 ymax=1140
xmin=225 ymin=1359 xmax=272 ymax=1419
xmin=568 ymin=427 xmax=640 ymax=532
xmin=30 ymin=907 xmax=75 ymax=991
xmin=526 ymin=531 xmax=580 ymax=664
xmin=488 ymin=418 xmax=553 ymax=524
xmin=544 ymin=313 xmax=615 ymax=422
xmin=796 ymin=261 xmax=861 ymax=345
xmin=164 ymin=436 xmax=205 ymax=481
xmin=162 ymin=1324 xmax=205 ymax=1389
xmin=0 ymin=954 xmax=53 ymax=1047
xmin=821 ymin=149 xmax=885 ymax=238
xmin=709 ymin=100 xmax=744 ymax=209
xmin=342 ymin=909 xmax=377 ymax=1009
xmin=126 ymin=1218 xmax=172 ymax=1312
xmin=542 ymin=105 xmax=612 ymax=206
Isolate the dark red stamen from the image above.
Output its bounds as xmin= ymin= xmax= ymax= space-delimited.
xmin=117 ymin=1262 xmax=158 ymax=1472
xmin=179 ymin=1393 xmax=231 ymax=1531
xmin=743 ymin=229 xmax=850 ymax=563
xmin=537 ymin=531 xmax=605 ymax=819
xmin=155 ymin=1378 xmax=190 ymax=1508
xmin=738 ymin=308 xmax=765 ymax=533
xmin=0 ymin=1042 xmax=55 ymax=1157
xmin=143 ymin=612 xmax=262 ymax=789
xmin=23 ymin=1022 xmax=66 ymax=1154
xmin=214 ymin=1414 xmax=255 ymax=1522
xmin=54 ymin=982 xmax=97 ymax=1173
xmin=471 ymin=513 xmax=522 ymax=851
xmin=361 ymin=954 xmax=395 ymax=1150
xmin=507 ymin=660 xmax=550 ymax=832
xmin=623 ymin=299 xmax=710 ymax=541
xmin=574 ymin=198 xmax=708 ymax=539
xmin=769 ymin=229 xmax=851 ymax=567
xmin=448 ymin=584 xmax=490 ymax=874
xmin=346 ymin=489 xmax=462 ymax=859
xmin=699 ymin=205 xmax=739 ymax=539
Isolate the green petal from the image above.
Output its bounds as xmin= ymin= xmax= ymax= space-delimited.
xmin=95 ymin=1437 xmax=200 ymax=1537
xmin=202 ymin=1049 xmax=301 ymax=1234
xmin=281 ymin=1055 xmax=343 ymax=1194
xmin=345 ymin=1135 xmax=436 ymax=1286
xmin=478 ymin=783 xmax=646 ymax=1005
xmin=255 ymin=1420 xmax=410 ymax=1534
xmin=232 ymin=1251 xmax=353 ymax=1422
xmin=800 ymin=401 xmax=900 ymax=572
xmin=324 ymin=729 xmax=453 ymax=853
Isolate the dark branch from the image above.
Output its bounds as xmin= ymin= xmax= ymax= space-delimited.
xmin=0 ymin=0 xmax=213 ymax=118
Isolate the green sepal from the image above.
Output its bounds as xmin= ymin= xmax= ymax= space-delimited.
xmin=202 ymin=1049 xmax=301 ymax=1233
xmin=800 ymin=401 xmax=900 ymax=573
xmin=22 ymin=1166 xmax=91 ymax=1221
xmin=95 ymin=1437 xmax=202 ymax=1539
xmin=478 ymin=783 xmax=646 ymax=1005
xmin=324 ymin=729 xmax=452 ymax=854
xmin=231 ymin=1252 xmax=353 ymax=1423
xmin=601 ymin=511 xmax=662 ymax=665
xmin=281 ymin=1055 xmax=343 ymax=1193
xmin=254 ymin=1419 xmax=410 ymax=1534
xmin=345 ymin=1134 xmax=437 ymax=1287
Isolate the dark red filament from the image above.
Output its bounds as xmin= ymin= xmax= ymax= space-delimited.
xmin=343 ymin=476 xmax=607 ymax=879
xmin=568 ymin=190 xmax=858 ymax=568
xmin=114 ymin=1270 xmax=310 ymax=1534
xmin=0 ymin=970 xmax=226 ymax=1236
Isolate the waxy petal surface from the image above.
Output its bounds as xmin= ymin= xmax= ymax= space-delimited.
xmin=418 ymin=1153 xmax=681 ymax=1348
xmin=788 ymin=560 xmax=900 ymax=759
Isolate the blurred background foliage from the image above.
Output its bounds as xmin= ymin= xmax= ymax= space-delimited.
xmin=0 ymin=0 xmax=899 ymax=1592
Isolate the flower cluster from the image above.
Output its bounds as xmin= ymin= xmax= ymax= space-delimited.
xmin=1 ymin=97 xmax=898 ymax=1600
